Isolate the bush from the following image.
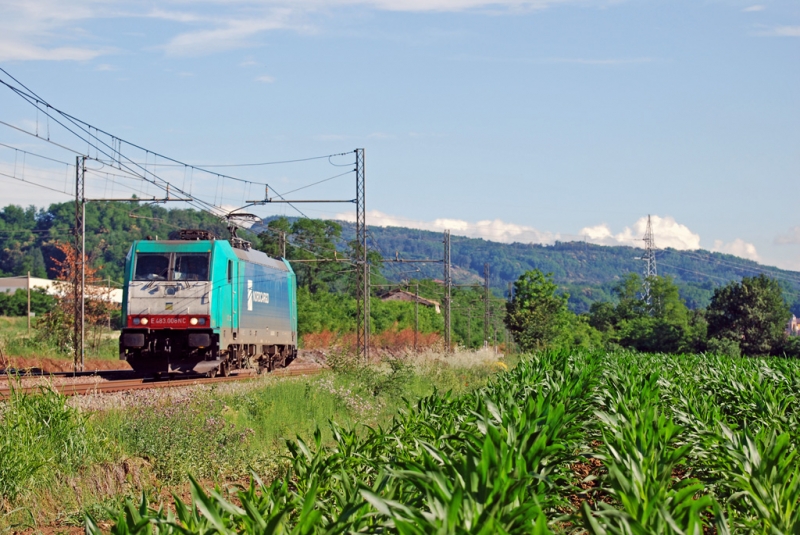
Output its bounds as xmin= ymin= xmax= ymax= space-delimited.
xmin=0 ymin=288 xmax=55 ymax=317
xmin=706 ymin=336 xmax=742 ymax=358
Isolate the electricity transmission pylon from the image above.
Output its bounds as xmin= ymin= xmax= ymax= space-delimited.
xmin=641 ymin=214 xmax=657 ymax=306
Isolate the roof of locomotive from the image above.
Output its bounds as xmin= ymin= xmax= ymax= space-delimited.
xmin=233 ymin=247 xmax=290 ymax=272
xmin=131 ymin=239 xmax=291 ymax=272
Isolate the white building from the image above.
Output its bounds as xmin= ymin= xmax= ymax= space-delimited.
xmin=0 ymin=275 xmax=122 ymax=304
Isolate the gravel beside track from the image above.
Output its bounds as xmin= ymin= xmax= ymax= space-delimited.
xmin=0 ymin=363 xmax=322 ymax=399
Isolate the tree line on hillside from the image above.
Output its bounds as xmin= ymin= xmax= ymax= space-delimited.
xmin=5 ymin=202 xmax=800 ymax=315
xmin=322 ymin=222 xmax=800 ymax=316
xmin=0 ymin=203 xmax=230 ymax=282
xmin=506 ymin=269 xmax=800 ymax=358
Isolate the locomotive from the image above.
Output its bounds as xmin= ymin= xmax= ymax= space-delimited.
xmin=119 ymin=230 xmax=297 ymax=376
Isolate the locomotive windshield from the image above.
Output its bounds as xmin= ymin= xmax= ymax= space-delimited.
xmin=133 ymin=253 xmax=210 ymax=281
xmin=134 ymin=253 xmax=170 ymax=281
xmin=174 ymin=254 xmax=210 ymax=281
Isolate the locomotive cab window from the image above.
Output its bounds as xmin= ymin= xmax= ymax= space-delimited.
xmin=134 ymin=253 xmax=170 ymax=281
xmin=173 ymin=254 xmax=210 ymax=281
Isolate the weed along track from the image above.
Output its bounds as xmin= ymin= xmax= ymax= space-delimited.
xmin=0 ymin=363 xmax=322 ymax=398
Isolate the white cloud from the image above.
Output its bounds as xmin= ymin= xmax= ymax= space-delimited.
xmin=160 ymin=16 xmax=294 ymax=56
xmin=0 ymin=41 xmax=109 ymax=61
xmin=146 ymin=8 xmax=206 ymax=24
xmin=335 ymin=210 xmax=559 ymax=244
xmin=742 ymin=5 xmax=765 ymax=12
xmin=0 ymin=0 xmax=114 ymax=61
xmin=315 ymin=134 xmax=350 ymax=141
xmin=711 ymin=239 xmax=759 ymax=261
xmin=0 ymin=0 xmax=623 ymax=61
xmin=255 ymin=75 xmax=276 ymax=83
xmin=335 ymin=0 xmax=577 ymax=11
xmin=579 ymin=215 xmax=701 ymax=250
xmin=758 ymin=25 xmax=800 ymax=37
xmin=775 ymin=226 xmax=800 ymax=245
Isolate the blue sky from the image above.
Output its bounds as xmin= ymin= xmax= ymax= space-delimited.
xmin=0 ymin=0 xmax=798 ymax=269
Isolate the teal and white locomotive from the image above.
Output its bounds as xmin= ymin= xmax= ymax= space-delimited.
xmin=119 ymin=230 xmax=298 ymax=376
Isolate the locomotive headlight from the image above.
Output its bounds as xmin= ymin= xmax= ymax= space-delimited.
xmin=133 ymin=317 xmax=141 ymax=325
xmin=199 ymin=317 xmax=206 ymax=325
xmin=190 ymin=317 xmax=198 ymax=325
xmin=140 ymin=317 xmax=149 ymax=325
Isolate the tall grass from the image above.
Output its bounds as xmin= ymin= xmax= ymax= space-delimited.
xmin=0 ymin=382 xmax=110 ymax=504
xmin=0 ymin=315 xmax=119 ymax=361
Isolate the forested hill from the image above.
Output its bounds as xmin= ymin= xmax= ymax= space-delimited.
xmin=331 ymin=223 xmax=800 ymax=314
xmin=2 ymin=202 xmax=799 ymax=315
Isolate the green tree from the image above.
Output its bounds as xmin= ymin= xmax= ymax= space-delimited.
xmin=589 ymin=273 xmax=699 ymax=353
xmin=504 ymin=270 xmax=573 ymax=352
xmin=706 ymin=274 xmax=790 ymax=356
xmin=256 ymin=217 xmax=293 ymax=258
xmin=0 ymin=288 xmax=55 ymax=316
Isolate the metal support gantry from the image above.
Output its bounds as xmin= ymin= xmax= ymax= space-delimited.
xmin=74 ymin=156 xmax=85 ymax=373
xmin=443 ymin=230 xmax=451 ymax=353
xmin=641 ymin=214 xmax=658 ymax=308
xmin=355 ymin=148 xmax=369 ymax=362
xmin=484 ymin=263 xmax=490 ymax=348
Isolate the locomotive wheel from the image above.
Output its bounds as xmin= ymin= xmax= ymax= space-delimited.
xmin=206 ymin=366 xmax=218 ymax=378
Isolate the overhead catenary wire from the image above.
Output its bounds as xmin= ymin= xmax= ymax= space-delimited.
xmin=0 ymin=68 xmax=349 ymax=193
xmin=0 ymin=141 xmax=73 ymax=166
xmin=0 ymin=169 xmax=73 ymax=196
xmin=280 ymin=170 xmax=355 ymax=196
xmin=661 ymin=249 xmax=800 ymax=286
xmin=91 ymin=152 xmax=354 ymax=168
xmin=0 ymin=119 xmax=83 ymax=155
xmin=0 ymin=68 xmax=355 ymax=225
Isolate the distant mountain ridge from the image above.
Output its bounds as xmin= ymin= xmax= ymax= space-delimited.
xmin=1 ymin=201 xmax=797 ymax=316
xmin=270 ymin=220 xmax=800 ymax=315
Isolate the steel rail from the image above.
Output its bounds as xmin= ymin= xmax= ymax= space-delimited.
xmin=0 ymin=365 xmax=322 ymax=398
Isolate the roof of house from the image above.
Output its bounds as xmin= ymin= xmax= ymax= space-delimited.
xmin=380 ymin=288 xmax=440 ymax=307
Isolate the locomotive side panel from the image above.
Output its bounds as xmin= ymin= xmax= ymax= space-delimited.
xmin=210 ymin=242 xmax=238 ymax=332
xmin=283 ymin=259 xmax=298 ymax=336
xmin=229 ymin=249 xmax=295 ymax=346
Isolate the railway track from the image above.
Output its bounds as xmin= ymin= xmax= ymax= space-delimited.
xmin=0 ymin=364 xmax=323 ymax=398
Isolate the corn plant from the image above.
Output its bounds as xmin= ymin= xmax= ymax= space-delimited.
xmin=89 ymin=351 xmax=800 ymax=535
xmin=721 ymin=428 xmax=800 ymax=534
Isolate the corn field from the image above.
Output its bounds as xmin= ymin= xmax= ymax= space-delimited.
xmin=91 ymin=351 xmax=800 ymax=534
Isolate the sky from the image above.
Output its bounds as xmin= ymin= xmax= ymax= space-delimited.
xmin=0 ymin=0 xmax=798 ymax=269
